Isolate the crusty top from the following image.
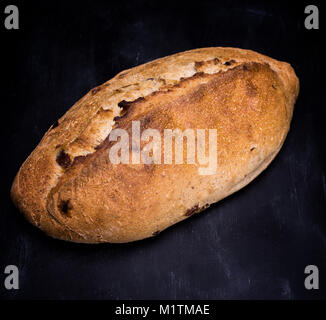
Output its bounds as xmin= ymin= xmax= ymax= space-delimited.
xmin=11 ymin=47 xmax=299 ymax=243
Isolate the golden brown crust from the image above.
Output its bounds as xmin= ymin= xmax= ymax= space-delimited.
xmin=11 ymin=47 xmax=299 ymax=243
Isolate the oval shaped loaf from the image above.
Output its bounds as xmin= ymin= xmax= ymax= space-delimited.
xmin=11 ymin=47 xmax=299 ymax=243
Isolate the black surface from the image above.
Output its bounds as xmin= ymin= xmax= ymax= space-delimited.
xmin=1 ymin=0 xmax=325 ymax=300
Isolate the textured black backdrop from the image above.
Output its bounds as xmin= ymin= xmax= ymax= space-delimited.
xmin=1 ymin=0 xmax=325 ymax=299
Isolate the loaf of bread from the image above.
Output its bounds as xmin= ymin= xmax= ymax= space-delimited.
xmin=11 ymin=47 xmax=299 ymax=243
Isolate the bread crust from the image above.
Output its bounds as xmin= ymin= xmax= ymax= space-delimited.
xmin=11 ymin=47 xmax=299 ymax=243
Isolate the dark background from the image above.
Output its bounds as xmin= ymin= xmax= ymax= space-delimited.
xmin=1 ymin=0 xmax=325 ymax=300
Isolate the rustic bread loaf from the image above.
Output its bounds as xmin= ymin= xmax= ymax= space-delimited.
xmin=11 ymin=47 xmax=299 ymax=243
